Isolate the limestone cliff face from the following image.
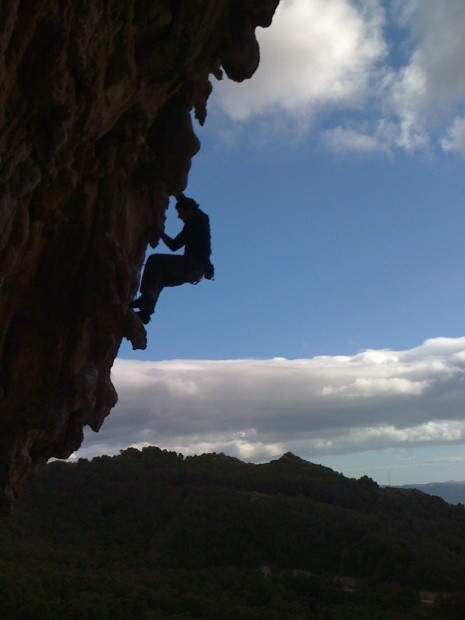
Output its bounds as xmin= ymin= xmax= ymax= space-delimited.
xmin=0 ymin=0 xmax=279 ymax=510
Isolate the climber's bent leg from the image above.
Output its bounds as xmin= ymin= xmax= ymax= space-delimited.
xmin=131 ymin=254 xmax=186 ymax=323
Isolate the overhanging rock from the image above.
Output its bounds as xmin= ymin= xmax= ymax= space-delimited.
xmin=0 ymin=0 xmax=280 ymax=510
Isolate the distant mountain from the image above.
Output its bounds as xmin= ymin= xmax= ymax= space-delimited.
xmin=400 ymin=481 xmax=465 ymax=505
xmin=1 ymin=447 xmax=465 ymax=618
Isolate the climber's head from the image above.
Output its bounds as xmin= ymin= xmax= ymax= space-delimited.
xmin=175 ymin=194 xmax=199 ymax=221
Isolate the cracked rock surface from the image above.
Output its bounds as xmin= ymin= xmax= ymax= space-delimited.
xmin=0 ymin=0 xmax=280 ymax=510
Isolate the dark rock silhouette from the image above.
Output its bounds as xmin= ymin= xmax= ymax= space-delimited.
xmin=0 ymin=0 xmax=280 ymax=510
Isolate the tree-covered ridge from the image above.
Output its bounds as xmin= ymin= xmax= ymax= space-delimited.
xmin=2 ymin=446 xmax=465 ymax=618
xmin=401 ymin=481 xmax=465 ymax=505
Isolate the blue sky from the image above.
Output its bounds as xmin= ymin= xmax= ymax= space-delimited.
xmin=79 ymin=0 xmax=465 ymax=486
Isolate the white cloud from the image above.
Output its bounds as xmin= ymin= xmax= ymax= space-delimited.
xmin=77 ymin=337 xmax=465 ymax=463
xmin=213 ymin=0 xmax=387 ymax=121
xmin=320 ymin=122 xmax=395 ymax=155
xmin=210 ymin=0 xmax=465 ymax=156
xmin=321 ymin=376 xmax=428 ymax=398
xmin=388 ymin=0 xmax=465 ymax=152
xmin=441 ymin=115 xmax=465 ymax=154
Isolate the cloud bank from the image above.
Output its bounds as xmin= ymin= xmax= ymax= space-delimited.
xmin=78 ymin=337 xmax=465 ymax=463
xmin=211 ymin=0 xmax=465 ymax=155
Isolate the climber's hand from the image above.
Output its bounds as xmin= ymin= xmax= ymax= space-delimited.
xmin=147 ymin=225 xmax=161 ymax=248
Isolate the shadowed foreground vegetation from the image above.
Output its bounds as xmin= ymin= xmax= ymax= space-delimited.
xmin=1 ymin=447 xmax=465 ymax=618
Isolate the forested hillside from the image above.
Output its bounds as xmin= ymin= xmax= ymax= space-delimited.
xmin=401 ymin=481 xmax=465 ymax=506
xmin=1 ymin=447 xmax=465 ymax=618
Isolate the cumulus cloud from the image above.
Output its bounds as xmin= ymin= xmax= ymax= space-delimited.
xmin=210 ymin=0 xmax=465 ymax=156
xmin=77 ymin=337 xmax=465 ymax=463
xmin=320 ymin=122 xmax=395 ymax=155
xmin=441 ymin=115 xmax=465 ymax=154
xmin=213 ymin=0 xmax=387 ymax=122
xmin=389 ymin=0 xmax=465 ymax=152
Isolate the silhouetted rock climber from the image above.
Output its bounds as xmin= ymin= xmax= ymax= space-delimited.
xmin=130 ymin=194 xmax=214 ymax=324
